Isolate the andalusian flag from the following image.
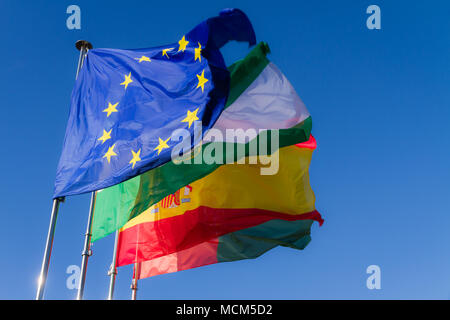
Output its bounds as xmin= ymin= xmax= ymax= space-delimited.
xmin=92 ymin=42 xmax=313 ymax=241
xmin=116 ymin=137 xmax=322 ymax=274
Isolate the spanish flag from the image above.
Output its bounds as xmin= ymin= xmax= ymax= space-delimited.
xmin=116 ymin=136 xmax=323 ymax=275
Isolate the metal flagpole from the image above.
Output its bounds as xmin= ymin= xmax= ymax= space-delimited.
xmin=76 ymin=190 xmax=96 ymax=300
xmin=36 ymin=197 xmax=64 ymax=299
xmin=74 ymin=40 xmax=95 ymax=300
xmin=75 ymin=40 xmax=92 ymax=78
xmin=131 ymin=263 xmax=140 ymax=300
xmin=36 ymin=39 xmax=92 ymax=300
xmin=107 ymin=230 xmax=120 ymax=300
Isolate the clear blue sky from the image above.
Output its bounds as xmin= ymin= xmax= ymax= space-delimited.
xmin=1 ymin=0 xmax=449 ymax=300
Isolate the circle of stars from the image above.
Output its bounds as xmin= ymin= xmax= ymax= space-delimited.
xmin=98 ymin=35 xmax=209 ymax=171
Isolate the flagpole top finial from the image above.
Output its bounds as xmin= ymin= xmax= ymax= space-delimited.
xmin=75 ymin=40 xmax=93 ymax=51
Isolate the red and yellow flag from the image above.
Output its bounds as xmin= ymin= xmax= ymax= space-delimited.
xmin=117 ymin=136 xmax=323 ymax=275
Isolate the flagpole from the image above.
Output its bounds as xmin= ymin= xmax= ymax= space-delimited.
xmin=69 ymin=40 xmax=94 ymax=301
xmin=35 ymin=197 xmax=64 ymax=299
xmin=75 ymin=40 xmax=92 ymax=78
xmin=107 ymin=230 xmax=119 ymax=300
xmin=36 ymin=39 xmax=92 ymax=300
xmin=131 ymin=263 xmax=140 ymax=300
xmin=76 ymin=191 xmax=96 ymax=300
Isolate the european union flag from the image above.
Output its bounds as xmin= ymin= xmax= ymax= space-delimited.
xmin=54 ymin=9 xmax=256 ymax=198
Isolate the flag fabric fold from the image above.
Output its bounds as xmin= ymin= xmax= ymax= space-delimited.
xmin=54 ymin=9 xmax=256 ymax=198
xmin=92 ymin=42 xmax=313 ymax=242
xmin=116 ymin=136 xmax=322 ymax=268
xmin=187 ymin=8 xmax=256 ymax=51
xmin=135 ymin=219 xmax=315 ymax=279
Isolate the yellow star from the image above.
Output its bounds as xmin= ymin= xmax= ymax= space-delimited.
xmin=129 ymin=148 xmax=141 ymax=169
xmin=120 ymin=72 xmax=133 ymax=90
xmin=154 ymin=137 xmax=170 ymax=155
xmin=178 ymin=35 xmax=189 ymax=52
xmin=135 ymin=56 xmax=151 ymax=63
xmin=196 ymin=70 xmax=208 ymax=93
xmin=181 ymin=108 xmax=199 ymax=128
xmin=98 ymin=129 xmax=112 ymax=144
xmin=194 ymin=42 xmax=202 ymax=62
xmin=103 ymin=144 xmax=117 ymax=163
xmin=103 ymin=102 xmax=119 ymax=117
xmin=162 ymin=48 xmax=174 ymax=59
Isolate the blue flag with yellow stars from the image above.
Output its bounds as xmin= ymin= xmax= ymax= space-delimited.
xmin=54 ymin=8 xmax=256 ymax=198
